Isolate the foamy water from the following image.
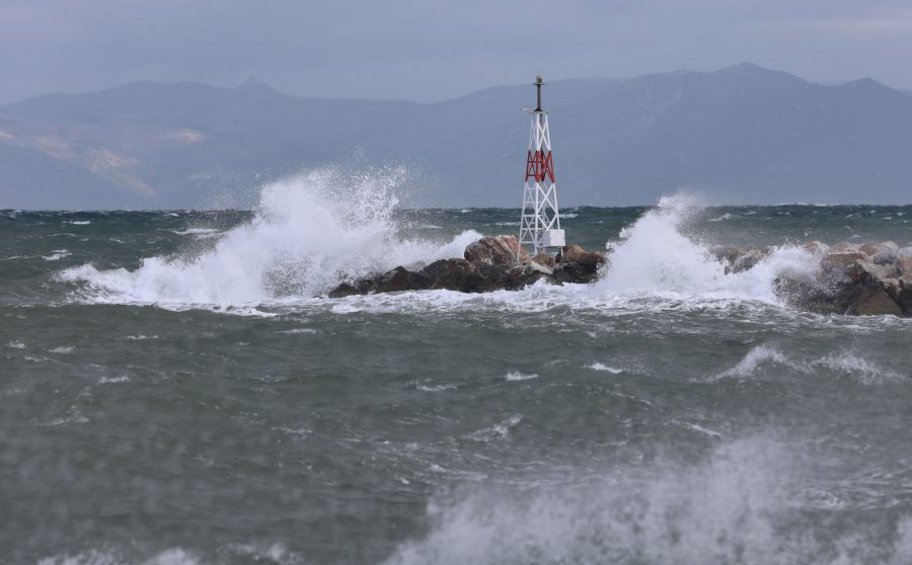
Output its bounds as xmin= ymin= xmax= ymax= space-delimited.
xmin=6 ymin=176 xmax=912 ymax=564
xmin=60 ymin=168 xmax=482 ymax=307
xmin=58 ymin=176 xmax=823 ymax=318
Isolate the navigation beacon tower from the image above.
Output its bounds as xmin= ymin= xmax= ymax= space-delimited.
xmin=519 ymin=76 xmax=565 ymax=257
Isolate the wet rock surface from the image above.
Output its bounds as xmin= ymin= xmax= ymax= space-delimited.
xmin=331 ymin=235 xmax=912 ymax=317
xmin=716 ymin=241 xmax=912 ymax=316
xmin=328 ymin=235 xmax=606 ymax=298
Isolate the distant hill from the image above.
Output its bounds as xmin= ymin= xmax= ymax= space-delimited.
xmin=1 ymin=63 xmax=911 ymax=209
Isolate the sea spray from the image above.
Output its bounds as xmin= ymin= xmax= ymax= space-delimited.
xmin=59 ymin=168 xmax=482 ymax=306
xmin=595 ymin=194 xmax=820 ymax=304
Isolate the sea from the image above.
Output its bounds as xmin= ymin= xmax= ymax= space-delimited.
xmin=4 ymin=170 xmax=912 ymax=564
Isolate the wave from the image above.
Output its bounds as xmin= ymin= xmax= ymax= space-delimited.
xmin=712 ymin=344 xmax=903 ymax=384
xmin=59 ymin=168 xmax=482 ymax=308
xmin=58 ymin=185 xmax=824 ymax=315
xmin=37 ymin=543 xmax=298 ymax=565
xmin=593 ymin=194 xmax=819 ymax=304
xmin=384 ymin=438 xmax=912 ymax=565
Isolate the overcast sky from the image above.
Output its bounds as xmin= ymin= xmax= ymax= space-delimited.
xmin=2 ymin=0 xmax=911 ymax=105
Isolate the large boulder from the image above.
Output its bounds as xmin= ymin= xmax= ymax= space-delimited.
xmin=855 ymin=286 xmax=903 ymax=316
xmin=464 ymin=235 xmax=529 ymax=266
xmin=783 ymin=246 xmax=906 ymax=315
xmin=557 ymin=244 xmax=587 ymax=264
xmin=326 ymin=266 xmax=430 ymax=297
xmin=422 ymin=258 xmax=485 ymax=292
xmin=552 ymin=251 xmax=607 ymax=284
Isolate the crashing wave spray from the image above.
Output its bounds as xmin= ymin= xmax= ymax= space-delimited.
xmin=594 ymin=194 xmax=819 ymax=304
xmin=60 ymin=168 xmax=481 ymax=307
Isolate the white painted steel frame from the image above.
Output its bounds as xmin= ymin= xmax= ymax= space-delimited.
xmin=519 ymin=110 xmax=562 ymax=257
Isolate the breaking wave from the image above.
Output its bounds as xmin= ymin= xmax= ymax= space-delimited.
xmin=594 ymin=194 xmax=818 ymax=303
xmin=712 ymin=344 xmax=904 ymax=384
xmin=59 ymin=168 xmax=481 ymax=307
xmin=385 ymin=438 xmax=912 ymax=565
xmin=59 ymin=184 xmax=825 ymax=315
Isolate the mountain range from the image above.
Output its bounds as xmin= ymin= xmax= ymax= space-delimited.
xmin=1 ymin=63 xmax=911 ymax=209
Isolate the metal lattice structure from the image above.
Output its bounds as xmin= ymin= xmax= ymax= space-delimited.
xmin=519 ymin=76 xmax=565 ymax=257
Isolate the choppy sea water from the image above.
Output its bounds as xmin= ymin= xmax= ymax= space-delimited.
xmin=4 ymin=172 xmax=912 ymax=564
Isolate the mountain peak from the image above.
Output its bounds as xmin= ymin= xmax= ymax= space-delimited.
xmin=717 ymin=62 xmax=771 ymax=75
xmin=238 ymin=76 xmax=275 ymax=92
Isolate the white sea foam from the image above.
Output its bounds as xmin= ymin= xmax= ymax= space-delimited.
xmin=416 ymin=383 xmax=458 ymax=392
xmin=8 ymin=340 xmax=25 ymax=349
xmin=120 ymin=334 xmax=160 ymax=341
xmin=59 ymin=187 xmax=824 ymax=317
xmin=38 ymin=544 xmax=299 ymax=565
xmin=592 ymin=194 xmax=819 ymax=305
xmin=97 ymin=375 xmax=130 ymax=384
xmin=467 ymin=414 xmax=523 ymax=441
xmin=171 ymin=227 xmax=220 ymax=236
xmin=385 ymin=438 xmax=912 ymax=565
xmin=59 ymin=168 xmax=483 ymax=308
xmin=38 ymin=548 xmax=202 ymax=565
xmin=503 ymin=371 xmax=538 ymax=381
xmin=44 ymin=249 xmax=71 ymax=261
xmin=587 ymin=362 xmax=623 ymax=374
xmin=712 ymin=344 xmax=902 ymax=384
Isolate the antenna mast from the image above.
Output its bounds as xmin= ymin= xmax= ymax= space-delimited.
xmin=519 ymin=76 xmax=565 ymax=257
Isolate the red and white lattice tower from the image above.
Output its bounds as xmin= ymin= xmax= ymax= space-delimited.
xmin=519 ymin=76 xmax=565 ymax=257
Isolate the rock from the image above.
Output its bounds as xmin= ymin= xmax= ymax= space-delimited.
xmin=854 ymin=286 xmax=903 ymax=316
xmin=858 ymin=260 xmax=897 ymax=282
xmin=327 ymin=282 xmax=359 ymax=298
xmin=710 ymin=245 xmax=746 ymax=265
xmin=464 ymin=235 xmax=528 ymax=266
xmin=525 ymin=261 xmax=553 ymax=276
xmin=476 ymin=262 xmax=524 ymax=292
xmin=831 ymin=242 xmax=861 ymax=253
xmin=899 ymin=258 xmax=912 ymax=278
xmin=802 ymin=241 xmax=828 ymax=255
xmin=730 ymin=248 xmax=770 ymax=274
xmin=422 ymin=258 xmax=485 ymax=292
xmin=373 ymin=266 xmax=431 ymax=293
xmin=885 ymin=279 xmax=912 ymax=314
xmin=531 ymin=253 xmax=556 ymax=269
xmin=552 ymin=253 xmax=607 ymax=284
xmin=859 ymin=243 xmax=879 ymax=256
xmin=558 ymin=244 xmax=587 ymax=264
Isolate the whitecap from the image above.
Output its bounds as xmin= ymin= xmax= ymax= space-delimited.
xmin=59 ymin=167 xmax=484 ymax=309
xmin=467 ymin=414 xmax=523 ymax=441
xmin=417 ymin=383 xmax=458 ymax=392
xmin=97 ymin=375 xmax=130 ymax=384
xmin=711 ymin=344 xmax=902 ymax=384
xmin=171 ymin=227 xmax=220 ymax=235
xmin=44 ymin=249 xmax=71 ymax=261
xmin=586 ymin=362 xmax=623 ymax=374
xmin=503 ymin=371 xmax=538 ymax=381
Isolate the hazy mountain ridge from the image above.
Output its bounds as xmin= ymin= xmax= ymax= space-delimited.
xmin=1 ymin=63 xmax=911 ymax=209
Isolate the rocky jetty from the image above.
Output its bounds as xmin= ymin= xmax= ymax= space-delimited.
xmin=712 ymin=241 xmax=912 ymax=316
xmin=329 ymin=234 xmax=912 ymax=317
xmin=328 ymin=235 xmax=607 ymax=298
